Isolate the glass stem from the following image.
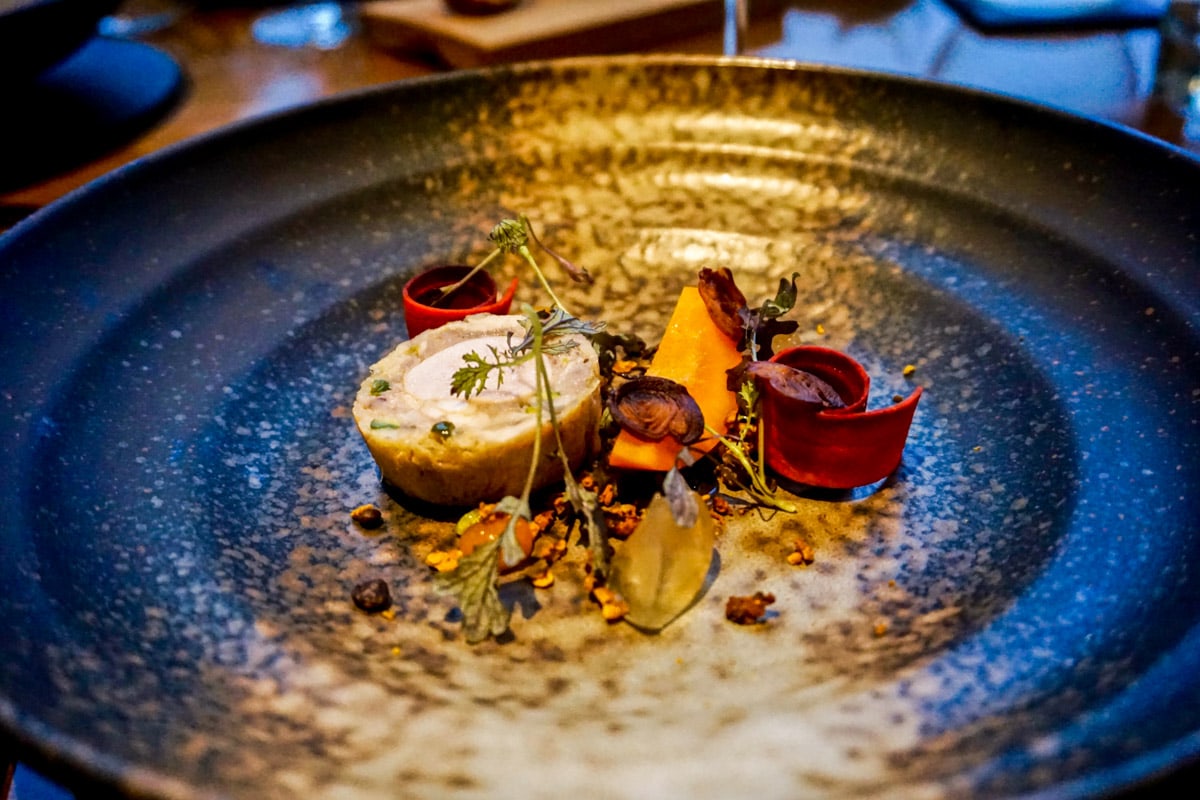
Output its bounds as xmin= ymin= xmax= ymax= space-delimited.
xmin=723 ymin=0 xmax=748 ymax=56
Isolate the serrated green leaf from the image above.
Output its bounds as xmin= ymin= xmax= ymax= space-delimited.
xmin=435 ymin=537 xmax=511 ymax=643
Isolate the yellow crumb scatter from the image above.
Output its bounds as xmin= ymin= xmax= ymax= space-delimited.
xmin=425 ymin=549 xmax=462 ymax=572
xmin=787 ymin=538 xmax=815 ymax=566
xmin=902 ymin=364 xmax=917 ymax=377
xmin=612 ymin=359 xmax=640 ymax=374
xmin=591 ymin=586 xmax=629 ymax=622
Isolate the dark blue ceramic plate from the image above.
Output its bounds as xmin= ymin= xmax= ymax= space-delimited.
xmin=1 ymin=56 xmax=1198 ymax=799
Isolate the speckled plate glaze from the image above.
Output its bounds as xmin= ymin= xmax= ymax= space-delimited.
xmin=2 ymin=56 xmax=1199 ymax=800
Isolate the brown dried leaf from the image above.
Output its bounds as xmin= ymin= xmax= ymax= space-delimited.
xmin=608 ymin=376 xmax=704 ymax=444
xmin=697 ymin=267 xmax=747 ymax=341
xmin=744 ymin=361 xmax=845 ymax=408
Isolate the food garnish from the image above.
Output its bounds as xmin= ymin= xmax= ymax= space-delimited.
xmin=755 ymin=346 xmax=922 ymax=489
xmin=607 ymin=376 xmax=704 ymax=445
xmin=606 ymin=477 xmax=714 ymax=632
xmin=724 ymin=592 xmax=776 ymax=625
xmin=403 ymin=264 xmax=518 ymax=337
xmin=742 ymin=361 xmax=844 ymax=409
xmin=433 ymin=216 xmax=590 ymax=312
xmin=456 ymin=507 xmax=537 ymax=571
xmin=352 ymin=578 xmax=393 ymax=613
xmin=787 ymin=538 xmax=815 ymax=566
xmin=449 ymin=307 xmax=600 ymax=399
xmin=350 ymin=504 xmax=384 ymax=529
xmin=698 ymin=266 xmax=800 ymax=361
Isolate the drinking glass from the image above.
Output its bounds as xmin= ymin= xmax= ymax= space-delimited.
xmin=251 ymin=1 xmax=355 ymax=50
xmin=724 ymin=0 xmax=748 ymax=55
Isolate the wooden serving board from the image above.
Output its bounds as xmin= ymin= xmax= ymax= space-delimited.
xmin=361 ymin=0 xmax=781 ymax=68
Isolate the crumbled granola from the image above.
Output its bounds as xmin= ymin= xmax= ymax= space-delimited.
xmin=603 ymin=502 xmax=642 ymax=538
xmin=786 ymin=538 xmax=815 ymax=566
xmin=724 ymin=592 xmax=775 ymax=625
xmin=350 ymin=504 xmax=384 ymax=529
xmin=425 ymin=549 xmax=462 ymax=573
xmin=591 ymin=586 xmax=630 ymax=622
xmin=351 ymin=578 xmax=392 ymax=613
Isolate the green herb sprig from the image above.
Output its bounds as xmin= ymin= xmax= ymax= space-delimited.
xmin=450 ymin=308 xmax=604 ymax=400
xmin=432 ymin=216 xmax=591 ymax=311
xmin=436 ymin=304 xmax=608 ymax=642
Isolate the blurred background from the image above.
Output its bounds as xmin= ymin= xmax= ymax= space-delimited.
xmin=2 ymin=0 xmax=1199 ymax=796
xmin=1 ymin=0 xmax=1197 ymax=232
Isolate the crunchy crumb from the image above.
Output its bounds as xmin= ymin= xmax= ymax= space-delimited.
xmin=425 ymin=549 xmax=462 ymax=573
xmin=532 ymin=536 xmax=567 ymax=563
xmin=725 ymin=592 xmax=775 ymax=625
xmin=902 ymin=363 xmax=917 ymax=377
xmin=351 ymin=578 xmax=392 ymax=613
xmin=710 ymin=494 xmax=732 ymax=517
xmin=611 ymin=359 xmax=640 ymax=375
xmin=874 ymin=621 xmax=889 ymax=636
xmin=350 ymin=504 xmax=384 ymax=530
xmin=786 ymin=538 xmax=815 ymax=566
xmin=532 ymin=508 xmax=556 ymax=532
xmin=592 ymin=586 xmax=629 ymax=622
xmin=815 ymin=323 xmax=826 ymax=335
xmin=604 ymin=502 xmax=641 ymax=538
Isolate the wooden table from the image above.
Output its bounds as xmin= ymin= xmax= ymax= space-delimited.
xmin=2 ymin=1 xmax=1197 ymax=796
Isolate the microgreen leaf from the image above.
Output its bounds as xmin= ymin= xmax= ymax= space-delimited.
xmin=489 ymin=218 xmax=530 ymax=253
xmin=760 ymin=272 xmax=801 ymax=319
xmin=509 ymin=307 xmax=606 ymax=354
xmin=434 ymin=536 xmax=510 ymax=643
xmin=450 ymin=345 xmax=523 ymax=399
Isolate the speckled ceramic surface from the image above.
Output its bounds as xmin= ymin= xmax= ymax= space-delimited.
xmin=1 ymin=56 xmax=1199 ymax=799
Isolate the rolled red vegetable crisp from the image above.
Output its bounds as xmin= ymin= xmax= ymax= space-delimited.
xmin=402 ymin=264 xmax=519 ymax=337
xmin=757 ymin=346 xmax=922 ymax=489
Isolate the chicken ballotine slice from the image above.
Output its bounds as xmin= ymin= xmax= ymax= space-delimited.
xmin=353 ymin=313 xmax=602 ymax=506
